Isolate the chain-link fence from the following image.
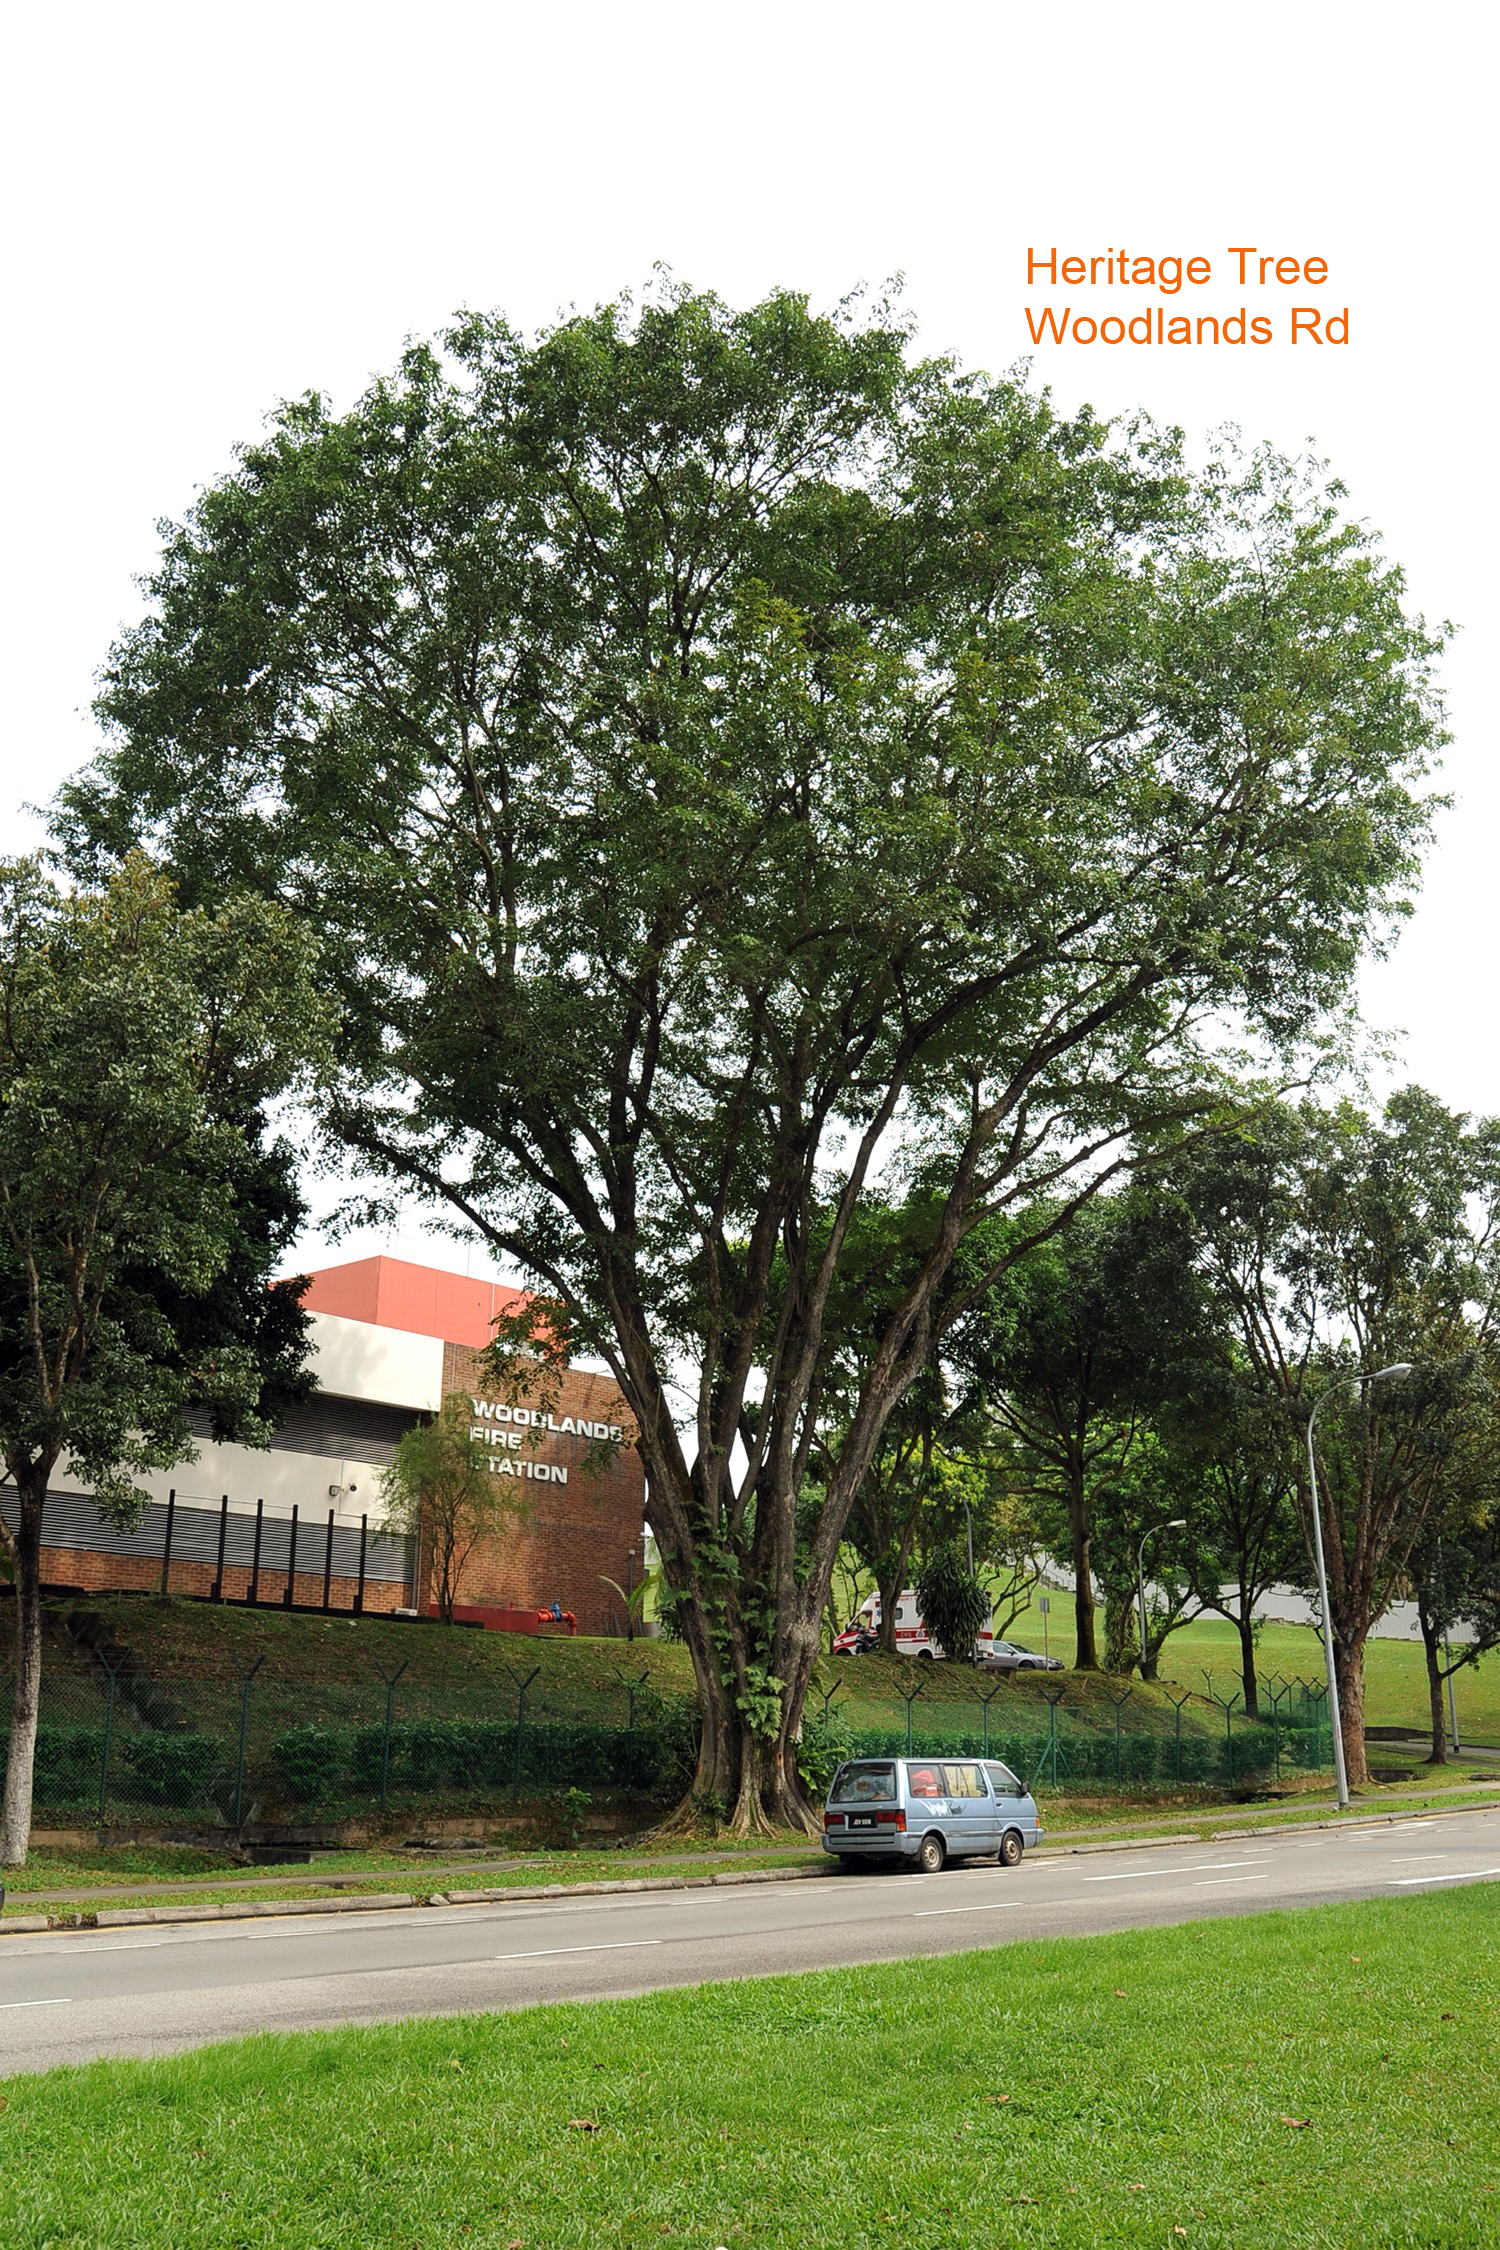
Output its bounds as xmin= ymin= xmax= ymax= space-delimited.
xmin=4 ymin=1662 xmax=1333 ymax=1828
xmin=816 ymin=1670 xmax=1335 ymax=1795
xmin=3 ymin=1662 xmax=699 ymax=1826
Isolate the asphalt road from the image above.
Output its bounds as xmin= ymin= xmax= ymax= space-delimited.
xmin=2 ymin=1806 xmax=1496 ymax=2078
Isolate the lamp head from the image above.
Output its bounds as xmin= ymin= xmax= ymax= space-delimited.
xmin=1371 ymin=1362 xmax=1414 ymax=1381
xmin=1166 ymin=1517 xmax=1188 ymax=1529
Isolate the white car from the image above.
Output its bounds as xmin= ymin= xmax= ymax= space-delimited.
xmin=974 ymin=1639 xmax=1063 ymax=1673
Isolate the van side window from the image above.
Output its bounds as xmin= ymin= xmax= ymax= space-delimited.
xmin=984 ymin=1762 xmax=1021 ymax=1796
xmin=942 ymin=1762 xmax=986 ymax=1797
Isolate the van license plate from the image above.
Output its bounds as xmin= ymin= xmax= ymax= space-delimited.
xmin=848 ymin=1814 xmax=876 ymax=1828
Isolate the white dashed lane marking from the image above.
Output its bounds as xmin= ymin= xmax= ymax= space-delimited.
xmin=490 ymin=1940 xmax=662 ymax=1961
xmin=912 ymin=1903 xmax=1015 ymax=1919
xmin=1391 ymin=1866 xmax=1500 ymax=1888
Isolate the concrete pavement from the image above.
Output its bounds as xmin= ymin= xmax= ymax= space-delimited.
xmin=1 ymin=1804 xmax=1495 ymax=2077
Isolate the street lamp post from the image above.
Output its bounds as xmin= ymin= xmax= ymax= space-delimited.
xmin=1305 ymin=1364 xmax=1413 ymax=1808
xmin=1136 ymin=1519 xmax=1187 ymax=1679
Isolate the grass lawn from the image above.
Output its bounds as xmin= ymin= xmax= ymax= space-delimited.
xmin=0 ymin=1889 xmax=1494 ymax=2247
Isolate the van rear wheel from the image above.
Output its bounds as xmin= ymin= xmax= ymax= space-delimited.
xmin=998 ymin=1829 xmax=1024 ymax=1868
xmin=915 ymin=1832 xmax=946 ymax=1875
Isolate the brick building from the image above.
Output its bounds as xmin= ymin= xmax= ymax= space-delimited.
xmin=15 ymin=1256 xmax=645 ymax=1635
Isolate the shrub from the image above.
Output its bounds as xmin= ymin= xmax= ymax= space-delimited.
xmin=271 ymin=1725 xmax=351 ymax=1806
xmin=127 ymin=1732 xmax=222 ymax=1807
xmin=8 ymin=1725 xmax=109 ymax=1806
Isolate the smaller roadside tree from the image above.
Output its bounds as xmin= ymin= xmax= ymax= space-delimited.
xmin=1178 ymin=1093 xmax=1500 ymax=1783
xmin=952 ymin=1186 xmax=1212 ymax=1670
xmin=1087 ymin=1429 xmax=1201 ymax=1678
xmin=1406 ymin=1513 xmax=1500 ymax=1764
xmin=1159 ymin=1363 xmax=1303 ymax=1716
xmin=913 ymin=1543 xmax=989 ymax=1663
xmin=379 ymin=1391 xmax=533 ymax=1622
xmin=0 ymin=853 xmax=325 ymax=1864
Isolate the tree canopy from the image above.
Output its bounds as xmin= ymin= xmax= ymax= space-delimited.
xmin=59 ymin=283 xmax=1444 ymax=1830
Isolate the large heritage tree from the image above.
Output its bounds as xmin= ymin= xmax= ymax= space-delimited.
xmin=59 ymin=284 xmax=1442 ymax=1830
xmin=0 ymin=855 xmax=324 ymax=1861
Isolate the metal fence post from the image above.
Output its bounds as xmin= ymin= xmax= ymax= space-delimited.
xmin=96 ymin=1660 xmax=121 ymax=1824
xmin=232 ymin=1656 xmax=265 ymax=1829
xmin=814 ymin=1675 xmax=844 ymax=1728
xmin=970 ymin=1680 xmax=1005 ymax=1755
xmin=1266 ymin=1676 xmax=1289 ymax=1781
xmin=1166 ymin=1688 xmax=1193 ymax=1784
xmin=1206 ymin=1682 xmax=1240 ymax=1785
xmin=1307 ymin=1682 xmax=1329 ymax=1772
xmin=895 ymin=1673 xmax=926 ymax=1753
xmin=322 ymin=1509 xmax=336 ymax=1612
xmin=375 ymin=1659 xmax=409 ymax=1815
xmin=504 ymin=1665 xmax=542 ymax=1797
xmin=248 ymin=1497 xmax=265 ymax=1603
xmin=1104 ymin=1685 xmax=1132 ymax=1786
xmin=1037 ymin=1684 xmax=1067 ymax=1791
xmin=355 ymin=1515 xmax=368 ymax=1614
xmin=614 ymin=1666 xmax=651 ymax=1733
xmin=158 ymin=1489 xmax=176 ymax=1597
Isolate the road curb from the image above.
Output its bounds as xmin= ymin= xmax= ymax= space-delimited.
xmin=92 ymin=1893 xmax=421 ymax=1927
xmin=433 ymin=1864 xmax=833 ymax=1906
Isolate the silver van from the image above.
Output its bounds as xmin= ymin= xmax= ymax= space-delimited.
xmin=822 ymin=1755 xmax=1042 ymax=1874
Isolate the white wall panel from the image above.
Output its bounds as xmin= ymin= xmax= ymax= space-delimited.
xmin=307 ymin=1310 xmax=444 ymax=1410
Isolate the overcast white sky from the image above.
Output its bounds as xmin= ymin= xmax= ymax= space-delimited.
xmin=4 ymin=0 xmax=1493 ymax=1277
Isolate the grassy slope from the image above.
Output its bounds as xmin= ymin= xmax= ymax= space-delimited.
xmin=2 ymin=1889 xmax=1495 ymax=2248
xmin=41 ymin=1587 xmax=1500 ymax=1741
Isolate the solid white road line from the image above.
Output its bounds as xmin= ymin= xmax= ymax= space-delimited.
xmin=1391 ymin=1867 xmax=1500 ymax=1888
xmin=1193 ymin=1875 xmax=1271 ymax=1887
xmin=0 ymin=1997 xmax=71 ymax=2009
xmin=1083 ymin=1859 xmax=1271 ymax=1882
xmin=491 ymin=1940 xmax=663 ymax=1961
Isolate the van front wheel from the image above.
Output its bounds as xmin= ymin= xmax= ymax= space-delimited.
xmin=915 ymin=1833 xmax=946 ymax=1875
xmin=998 ymin=1829 xmax=1024 ymax=1868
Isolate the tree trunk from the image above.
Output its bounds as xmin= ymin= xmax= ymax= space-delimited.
xmin=1 ymin=1482 xmax=46 ymax=1868
xmin=650 ymin=1582 xmax=820 ymax=1840
xmin=1068 ymin=1473 xmax=1098 ymax=1670
xmin=875 ymin=1564 xmax=902 ymax=1654
xmin=1416 ymin=1597 xmax=1449 ymax=1764
xmin=1236 ymin=1608 xmax=1260 ymax=1720
xmin=1103 ymin=1589 xmax=1138 ymax=1674
xmin=1334 ymin=1637 xmax=1369 ymax=1788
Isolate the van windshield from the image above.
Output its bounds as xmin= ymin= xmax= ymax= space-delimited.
xmin=830 ymin=1763 xmax=896 ymax=1805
